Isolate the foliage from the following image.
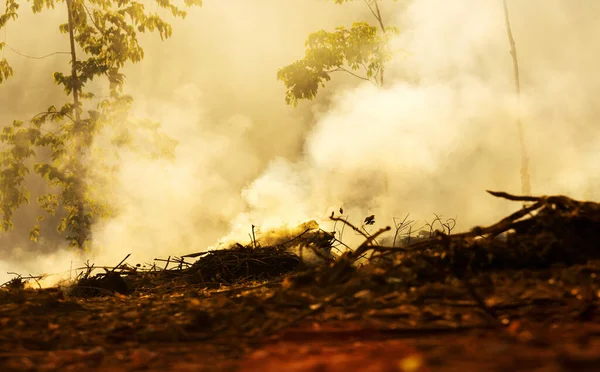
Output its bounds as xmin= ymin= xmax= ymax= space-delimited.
xmin=277 ymin=22 xmax=396 ymax=106
xmin=277 ymin=0 xmax=398 ymax=106
xmin=0 ymin=0 xmax=201 ymax=249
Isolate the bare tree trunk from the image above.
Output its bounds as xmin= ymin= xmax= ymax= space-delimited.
xmin=66 ymin=0 xmax=80 ymax=120
xmin=66 ymin=0 xmax=88 ymax=249
xmin=502 ymin=0 xmax=532 ymax=196
xmin=373 ymin=0 xmax=385 ymax=86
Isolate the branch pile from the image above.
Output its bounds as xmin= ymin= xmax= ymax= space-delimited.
xmin=69 ymin=227 xmax=336 ymax=297
xmin=357 ymin=191 xmax=600 ymax=284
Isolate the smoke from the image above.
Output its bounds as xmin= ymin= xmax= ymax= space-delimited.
xmin=87 ymin=84 xmax=254 ymax=262
xmin=1 ymin=0 xmax=599 ymax=285
xmin=220 ymin=0 xmax=600 ymax=244
xmin=0 ymin=0 xmax=365 ymax=283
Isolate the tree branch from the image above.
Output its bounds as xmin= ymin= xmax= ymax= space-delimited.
xmin=82 ymin=1 xmax=106 ymax=37
xmin=502 ymin=0 xmax=531 ymax=197
xmin=327 ymin=67 xmax=379 ymax=86
xmin=372 ymin=0 xmax=386 ymax=32
xmin=2 ymin=43 xmax=70 ymax=59
xmin=362 ymin=0 xmax=380 ymax=25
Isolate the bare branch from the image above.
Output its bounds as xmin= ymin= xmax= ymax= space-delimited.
xmin=502 ymin=0 xmax=531 ymax=197
xmin=2 ymin=43 xmax=70 ymax=59
xmin=327 ymin=67 xmax=380 ymax=86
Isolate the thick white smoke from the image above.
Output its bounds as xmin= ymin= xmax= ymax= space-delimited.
xmin=222 ymin=0 xmax=600 ymax=246
xmin=1 ymin=0 xmax=599 ymax=285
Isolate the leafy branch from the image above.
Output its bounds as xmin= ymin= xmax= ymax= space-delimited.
xmin=0 ymin=0 xmax=202 ymax=249
xmin=278 ymin=21 xmax=397 ymax=106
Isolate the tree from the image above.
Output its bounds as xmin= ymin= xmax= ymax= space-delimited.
xmin=0 ymin=0 xmax=202 ymax=249
xmin=277 ymin=0 xmax=398 ymax=106
xmin=502 ymin=0 xmax=531 ymax=197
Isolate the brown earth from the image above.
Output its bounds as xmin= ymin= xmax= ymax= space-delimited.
xmin=1 ymin=191 xmax=599 ymax=371
xmin=1 ymin=264 xmax=599 ymax=372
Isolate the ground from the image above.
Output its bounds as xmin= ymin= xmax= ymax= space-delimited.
xmin=1 ymin=192 xmax=599 ymax=371
xmin=1 ymin=261 xmax=599 ymax=372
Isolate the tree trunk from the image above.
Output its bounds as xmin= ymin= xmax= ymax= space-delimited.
xmin=373 ymin=0 xmax=385 ymax=87
xmin=502 ymin=0 xmax=532 ymax=197
xmin=66 ymin=0 xmax=88 ymax=249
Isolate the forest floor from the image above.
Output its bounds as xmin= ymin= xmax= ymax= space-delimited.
xmin=1 ymin=191 xmax=600 ymax=371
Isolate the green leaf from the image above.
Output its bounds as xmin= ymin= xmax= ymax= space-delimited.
xmin=30 ymin=225 xmax=40 ymax=242
xmin=0 ymin=58 xmax=14 ymax=83
xmin=278 ymin=21 xmax=394 ymax=105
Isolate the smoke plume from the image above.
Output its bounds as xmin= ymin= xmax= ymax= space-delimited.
xmin=1 ymin=0 xmax=599 ymax=285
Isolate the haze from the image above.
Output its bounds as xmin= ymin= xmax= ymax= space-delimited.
xmin=0 ymin=0 xmax=598 ymax=285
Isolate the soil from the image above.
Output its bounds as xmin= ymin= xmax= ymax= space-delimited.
xmin=2 ymin=262 xmax=599 ymax=372
xmin=1 ymin=192 xmax=599 ymax=371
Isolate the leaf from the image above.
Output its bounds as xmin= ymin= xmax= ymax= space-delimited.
xmin=29 ymin=224 xmax=40 ymax=242
xmin=0 ymin=58 xmax=14 ymax=83
xmin=278 ymin=21 xmax=394 ymax=105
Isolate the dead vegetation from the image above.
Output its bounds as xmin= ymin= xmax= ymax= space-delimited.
xmin=1 ymin=190 xmax=600 ymax=371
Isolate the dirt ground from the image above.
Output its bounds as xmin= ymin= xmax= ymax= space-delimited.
xmin=1 ymin=267 xmax=599 ymax=372
xmin=2 ymin=192 xmax=599 ymax=371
